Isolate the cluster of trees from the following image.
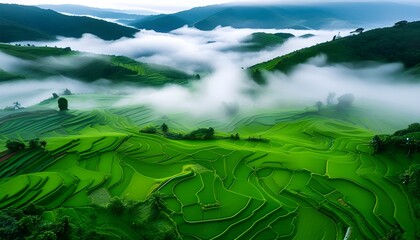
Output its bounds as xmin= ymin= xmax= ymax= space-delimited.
xmin=399 ymin=166 xmax=420 ymax=238
xmin=0 ymin=192 xmax=179 ymax=240
xmin=230 ymin=133 xmax=240 ymax=140
xmin=140 ymin=123 xmax=216 ymax=141
xmin=313 ymin=92 xmax=355 ymax=112
xmin=107 ymin=193 xmax=179 ymax=239
xmin=182 ymin=127 xmax=215 ymax=140
xmin=5 ymin=139 xmax=47 ymax=152
xmin=246 ymin=136 xmax=270 ymax=143
xmin=4 ymin=101 xmax=24 ymax=111
xmin=140 ymin=123 xmax=168 ymax=135
xmin=370 ymin=123 xmax=420 ymax=155
xmin=139 ymin=126 xmax=158 ymax=134
xmin=0 ymin=204 xmax=71 ymax=240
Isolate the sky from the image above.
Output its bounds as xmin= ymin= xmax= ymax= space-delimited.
xmin=1 ymin=0 xmax=420 ymax=13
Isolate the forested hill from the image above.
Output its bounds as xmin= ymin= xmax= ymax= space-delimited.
xmin=250 ymin=21 xmax=420 ymax=75
xmin=0 ymin=4 xmax=139 ymax=42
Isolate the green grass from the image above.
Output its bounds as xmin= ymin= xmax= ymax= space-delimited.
xmin=0 ymin=99 xmax=418 ymax=239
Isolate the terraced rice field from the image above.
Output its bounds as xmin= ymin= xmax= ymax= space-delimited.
xmin=0 ymin=103 xmax=418 ymax=239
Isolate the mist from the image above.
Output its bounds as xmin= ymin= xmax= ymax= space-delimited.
xmin=21 ymin=26 xmax=341 ymax=72
xmin=3 ymin=26 xmax=420 ymax=124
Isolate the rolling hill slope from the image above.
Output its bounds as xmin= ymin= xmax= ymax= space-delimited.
xmin=0 ymin=4 xmax=139 ymax=42
xmin=232 ymin=32 xmax=295 ymax=52
xmin=0 ymin=43 xmax=194 ymax=86
xmin=0 ymin=99 xmax=418 ymax=239
xmin=250 ymin=21 xmax=420 ymax=76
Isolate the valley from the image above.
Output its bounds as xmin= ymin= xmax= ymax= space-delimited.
xmin=0 ymin=1 xmax=419 ymax=240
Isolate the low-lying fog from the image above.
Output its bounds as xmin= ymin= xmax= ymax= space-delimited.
xmin=1 ymin=26 xmax=419 ymax=122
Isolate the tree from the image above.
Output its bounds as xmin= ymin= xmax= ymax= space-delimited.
xmin=350 ymin=28 xmax=364 ymax=34
xmin=205 ymin=127 xmax=215 ymax=139
xmin=36 ymin=231 xmax=57 ymax=240
xmin=161 ymin=123 xmax=169 ymax=135
xmin=52 ymin=93 xmax=59 ymax=99
xmin=148 ymin=192 xmax=168 ymax=220
xmin=108 ymin=197 xmax=125 ymax=215
xmin=315 ymin=101 xmax=323 ymax=112
xmin=140 ymin=126 xmax=157 ymax=134
xmin=58 ymin=98 xmax=68 ymax=111
xmin=370 ymin=135 xmax=384 ymax=153
xmin=326 ymin=92 xmax=336 ymax=105
xmin=6 ymin=139 xmax=25 ymax=152
xmin=13 ymin=101 xmax=22 ymax=110
xmin=336 ymin=93 xmax=355 ymax=110
xmin=29 ymin=139 xmax=47 ymax=149
xmin=63 ymin=89 xmax=72 ymax=95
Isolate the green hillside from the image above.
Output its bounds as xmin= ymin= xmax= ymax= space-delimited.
xmin=0 ymin=4 xmax=139 ymax=42
xmin=132 ymin=14 xmax=188 ymax=33
xmin=233 ymin=32 xmax=295 ymax=52
xmin=0 ymin=94 xmax=419 ymax=239
xmin=250 ymin=21 xmax=420 ymax=75
xmin=0 ymin=43 xmax=194 ymax=86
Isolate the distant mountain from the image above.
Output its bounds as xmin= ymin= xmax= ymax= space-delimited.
xmin=131 ymin=2 xmax=420 ymax=32
xmin=37 ymin=4 xmax=151 ymax=22
xmin=0 ymin=43 xmax=194 ymax=86
xmin=0 ymin=4 xmax=139 ymax=42
xmin=133 ymin=14 xmax=189 ymax=33
xmin=250 ymin=21 xmax=420 ymax=77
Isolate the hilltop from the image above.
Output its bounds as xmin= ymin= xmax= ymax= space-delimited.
xmin=231 ymin=32 xmax=295 ymax=52
xmin=0 ymin=4 xmax=139 ymax=42
xmin=250 ymin=21 xmax=420 ymax=76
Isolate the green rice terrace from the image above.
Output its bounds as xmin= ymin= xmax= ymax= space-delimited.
xmin=0 ymin=95 xmax=419 ymax=239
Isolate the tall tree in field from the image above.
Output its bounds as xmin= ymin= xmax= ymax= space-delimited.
xmin=58 ymin=98 xmax=68 ymax=111
xmin=161 ymin=123 xmax=169 ymax=135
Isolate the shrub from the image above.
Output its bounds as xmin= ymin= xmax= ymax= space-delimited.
xmin=140 ymin=126 xmax=157 ymax=134
xmin=336 ymin=93 xmax=354 ymax=110
xmin=247 ymin=136 xmax=270 ymax=143
xmin=29 ymin=139 xmax=47 ymax=149
xmin=184 ymin=127 xmax=215 ymax=140
xmin=108 ymin=197 xmax=125 ymax=215
xmin=36 ymin=231 xmax=57 ymax=240
xmin=6 ymin=139 xmax=25 ymax=152
xmin=161 ymin=123 xmax=169 ymax=135
xmin=62 ymin=89 xmax=72 ymax=95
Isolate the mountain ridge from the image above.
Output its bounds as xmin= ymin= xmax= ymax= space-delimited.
xmin=131 ymin=2 xmax=420 ymax=32
xmin=0 ymin=4 xmax=139 ymax=42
